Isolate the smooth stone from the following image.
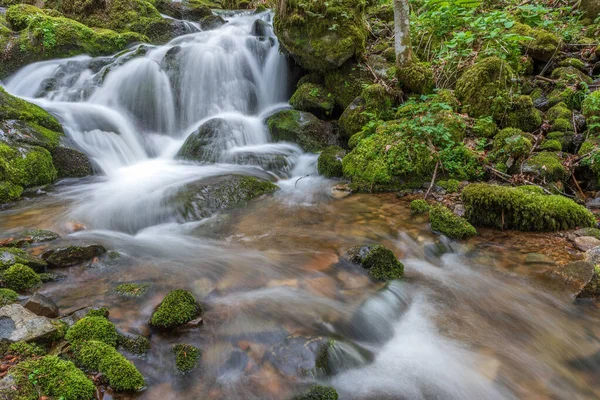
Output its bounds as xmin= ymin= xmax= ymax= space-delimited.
xmin=584 ymin=246 xmax=600 ymax=265
xmin=0 ymin=304 xmax=57 ymax=343
xmin=586 ymin=197 xmax=600 ymax=209
xmin=41 ymin=244 xmax=107 ymax=267
xmin=24 ymin=293 xmax=59 ymax=318
xmin=574 ymin=236 xmax=600 ymax=252
xmin=524 ymin=253 xmax=555 ymax=265
xmin=264 ymin=335 xmax=328 ymax=377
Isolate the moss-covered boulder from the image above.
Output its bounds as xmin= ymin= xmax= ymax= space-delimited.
xmin=462 ymin=183 xmax=596 ymax=231
xmin=503 ymin=95 xmax=542 ymax=132
xmin=511 ymin=22 xmax=561 ymax=62
xmin=345 ymin=244 xmax=404 ymax=281
xmin=0 ymin=247 xmax=47 ymax=271
xmin=0 ymin=5 xmax=147 ymax=78
xmin=175 ymin=175 xmax=277 ymax=221
xmin=274 ymin=0 xmax=367 ymax=72
xmin=410 ymin=199 xmax=430 ymax=215
xmin=6 ymin=355 xmax=95 ymax=400
xmin=289 ymin=83 xmax=335 ymax=120
xmin=455 ymin=57 xmax=515 ymax=121
xmin=294 ymin=385 xmax=339 ymax=400
xmin=42 ymin=243 xmax=107 ymax=267
xmin=472 ymin=117 xmax=498 ymax=138
xmin=267 ymin=110 xmax=338 ymax=152
xmin=338 ymin=84 xmax=395 ymax=140
xmin=51 ymin=146 xmax=94 ymax=178
xmin=154 ymin=0 xmax=213 ymax=20
xmin=173 ymin=343 xmax=201 ymax=373
xmin=0 ymin=288 xmax=19 ymax=306
xmin=66 ymin=315 xmax=119 ymax=346
xmin=581 ymin=0 xmax=600 ymax=20
xmin=75 ymin=340 xmax=145 ymax=391
xmin=487 ymin=128 xmax=533 ymax=171
xmin=323 ymin=61 xmax=372 ymax=109
xmin=1 ymin=263 xmax=41 ymax=291
xmin=523 ymin=152 xmax=569 ymax=182
xmin=429 ymin=204 xmax=477 ymax=240
xmin=149 ymin=289 xmax=201 ymax=329
xmin=317 ymin=146 xmax=346 ymax=178
xmin=397 ymin=60 xmax=435 ymax=95
xmin=547 ymin=67 xmax=592 ymax=110
xmin=117 ymin=331 xmax=150 ymax=355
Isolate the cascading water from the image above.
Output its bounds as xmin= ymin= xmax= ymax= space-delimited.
xmin=1 ymin=9 xmax=599 ymax=400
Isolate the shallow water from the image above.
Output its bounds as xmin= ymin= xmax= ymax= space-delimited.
xmin=1 ymin=9 xmax=599 ymax=400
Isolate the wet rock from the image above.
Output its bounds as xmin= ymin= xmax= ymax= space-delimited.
xmin=577 ymin=264 xmax=600 ymax=299
xmin=177 ymin=118 xmax=230 ymax=163
xmin=345 ymin=245 xmax=404 ymax=281
xmin=200 ymin=15 xmax=226 ymax=30
xmin=573 ymin=227 xmax=600 ymax=240
xmin=0 ymin=304 xmax=57 ymax=343
xmin=584 ymin=246 xmax=600 ymax=265
xmin=0 ymin=229 xmax=60 ymax=248
xmin=24 ymin=293 xmax=59 ymax=318
xmin=586 ymin=197 xmax=600 ymax=209
xmin=41 ymin=244 xmax=106 ymax=267
xmin=0 ymin=248 xmax=47 ymax=272
xmin=155 ymin=0 xmax=212 ymax=21
xmin=317 ymin=146 xmax=346 ymax=178
xmin=175 ymin=175 xmax=278 ymax=222
xmin=267 ymin=110 xmax=339 ymax=152
xmin=524 ymin=253 xmax=555 ymax=265
xmin=218 ymin=348 xmax=248 ymax=376
xmin=117 ymin=331 xmax=150 ymax=355
xmin=574 ymin=236 xmax=600 ymax=252
xmin=264 ymin=335 xmax=328 ymax=377
xmin=546 ymin=260 xmax=595 ymax=297
xmin=51 ymin=146 xmax=94 ymax=178
xmin=251 ymin=19 xmax=270 ymax=38
xmin=149 ymin=289 xmax=201 ymax=329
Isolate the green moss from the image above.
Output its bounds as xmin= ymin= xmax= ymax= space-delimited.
xmin=0 ymin=87 xmax=62 ymax=133
xmin=438 ymin=179 xmax=460 ymax=193
xmin=149 ymin=289 xmax=201 ymax=329
xmin=65 ymin=316 xmax=118 ymax=347
xmin=9 ymin=146 xmax=57 ymax=187
xmin=172 ymin=343 xmax=200 ymax=373
xmin=472 ymin=117 xmax=498 ymax=138
xmin=75 ymin=340 xmax=145 ymax=391
xmin=318 ymin=146 xmax=346 ymax=178
xmin=455 ymin=57 xmax=515 ymax=121
xmin=488 ymin=128 xmax=533 ymax=165
xmin=462 ymin=183 xmax=596 ymax=231
xmin=115 ymin=283 xmax=150 ymax=297
xmin=0 ymin=181 xmax=23 ymax=203
xmin=503 ymin=95 xmax=542 ymax=132
xmin=323 ymin=62 xmax=371 ymax=108
xmin=540 ymin=139 xmax=562 ymax=152
xmin=397 ymin=60 xmax=435 ymax=95
xmin=0 ymin=287 xmax=18 ymax=306
xmin=338 ymin=84 xmax=395 ymax=139
xmin=523 ymin=152 xmax=569 ymax=182
xmin=547 ymin=102 xmax=571 ymax=121
xmin=511 ymin=22 xmax=561 ymax=62
xmin=410 ymin=199 xmax=430 ymax=215
xmin=294 ymin=385 xmax=339 ymax=400
xmin=559 ymin=58 xmax=586 ymax=71
xmin=7 ymin=341 xmax=45 ymax=358
xmin=1 ymin=263 xmax=41 ymax=291
xmin=551 ymin=118 xmax=573 ymax=132
xmin=267 ymin=110 xmax=333 ymax=152
xmin=9 ymin=356 xmax=95 ymax=400
xmin=274 ymin=0 xmax=367 ymax=72
xmin=117 ymin=332 xmax=150 ymax=355
xmin=429 ymin=204 xmax=477 ymax=240
xmin=346 ymin=244 xmax=404 ymax=281
xmin=86 ymin=307 xmax=109 ymax=318
xmin=289 ymin=83 xmax=335 ymax=119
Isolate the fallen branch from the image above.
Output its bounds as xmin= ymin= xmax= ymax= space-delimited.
xmin=424 ymin=160 xmax=440 ymax=200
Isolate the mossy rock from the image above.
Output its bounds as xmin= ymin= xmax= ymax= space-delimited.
xmin=523 ymin=152 xmax=569 ymax=182
xmin=581 ymin=0 xmax=600 ymax=19
xmin=290 ymin=83 xmax=336 ymax=120
xmin=173 ymin=343 xmax=201 ymax=373
xmin=487 ymin=128 xmax=533 ymax=167
xmin=0 ymin=87 xmax=62 ymax=133
xmin=0 ymin=247 xmax=47 ymax=272
xmin=267 ymin=110 xmax=338 ymax=152
xmin=114 ymin=282 xmax=150 ymax=297
xmin=338 ymin=84 xmax=395 ymax=140
xmin=7 ymin=355 xmax=95 ymax=400
xmin=397 ymin=60 xmax=435 ymax=95
xmin=65 ymin=315 xmax=119 ymax=347
xmin=410 ymin=199 xmax=430 ymax=215
xmin=51 ymin=146 xmax=94 ymax=178
xmin=6 ymin=341 xmax=45 ymax=358
xmin=317 ymin=146 xmax=346 ymax=178
xmin=41 ymin=243 xmax=107 ymax=267
xmin=429 ymin=204 xmax=477 ymax=240
xmin=1 ymin=263 xmax=41 ymax=291
xmin=438 ymin=179 xmax=460 ymax=193
xmin=511 ymin=22 xmax=561 ymax=62
xmin=540 ymin=139 xmax=562 ymax=152
xmin=117 ymin=331 xmax=150 ymax=355
xmin=294 ymin=385 xmax=339 ymax=400
xmin=75 ymin=340 xmax=145 ymax=391
xmin=503 ymin=95 xmax=542 ymax=132
xmin=462 ymin=183 xmax=596 ymax=231
xmin=175 ymin=175 xmax=278 ymax=221
xmin=149 ymin=289 xmax=201 ymax=329
xmin=0 ymin=288 xmax=19 ymax=306
xmin=455 ymin=57 xmax=515 ymax=121
xmin=472 ymin=117 xmax=498 ymax=138
xmin=345 ymin=244 xmax=404 ymax=281
xmin=154 ymin=0 xmax=213 ymax=20
xmin=0 ymin=228 xmax=60 ymax=248
xmin=274 ymin=0 xmax=367 ymax=72
xmin=323 ymin=61 xmax=373 ymax=109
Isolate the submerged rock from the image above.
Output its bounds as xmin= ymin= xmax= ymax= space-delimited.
xmin=117 ymin=331 xmax=150 ymax=355
xmin=264 ymin=335 xmax=329 ymax=377
xmin=24 ymin=293 xmax=59 ymax=318
xmin=41 ymin=243 xmax=107 ymax=267
xmin=173 ymin=343 xmax=201 ymax=372
xmin=345 ymin=244 xmax=404 ymax=281
xmin=0 ymin=247 xmax=47 ymax=272
xmin=0 ymin=304 xmax=57 ymax=343
xmin=0 ymin=229 xmax=60 ymax=248
xmin=200 ymin=14 xmax=226 ymax=30
xmin=51 ymin=146 xmax=94 ymax=178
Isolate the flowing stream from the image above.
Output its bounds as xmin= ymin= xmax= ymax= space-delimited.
xmin=1 ymin=10 xmax=599 ymax=400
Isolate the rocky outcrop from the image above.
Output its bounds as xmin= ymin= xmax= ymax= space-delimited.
xmin=0 ymin=304 xmax=57 ymax=343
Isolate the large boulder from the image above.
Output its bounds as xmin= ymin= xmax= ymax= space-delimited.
xmin=41 ymin=243 xmax=107 ymax=267
xmin=338 ymin=84 xmax=395 ymax=140
xmin=266 ymin=110 xmax=339 ymax=152
xmin=177 ymin=118 xmax=230 ymax=163
xmin=0 ymin=304 xmax=57 ymax=343
xmin=154 ymin=0 xmax=213 ymax=21
xmin=175 ymin=175 xmax=278 ymax=221
xmin=274 ymin=0 xmax=367 ymax=72
xmin=289 ymin=83 xmax=335 ymax=120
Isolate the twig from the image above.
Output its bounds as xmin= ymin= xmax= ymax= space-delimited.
xmin=294 ymin=174 xmax=310 ymax=187
xmin=424 ymin=160 xmax=440 ymax=200
xmin=572 ymin=171 xmax=586 ymax=200
xmin=364 ymin=61 xmax=393 ymax=93
xmin=484 ymin=165 xmax=553 ymax=195
xmin=534 ymin=75 xmax=557 ymax=84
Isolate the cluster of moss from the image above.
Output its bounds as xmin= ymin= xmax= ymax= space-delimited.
xmin=397 ymin=60 xmax=435 ymax=95
xmin=462 ymin=183 xmax=596 ymax=231
xmin=503 ymin=95 xmax=542 ymax=132
xmin=317 ymin=146 xmax=346 ymax=178
xmin=149 ymin=289 xmax=201 ymax=329
xmin=438 ymin=179 xmax=460 ymax=193
xmin=511 ymin=22 xmax=561 ymax=62
xmin=346 ymin=244 xmax=404 ymax=281
xmin=1 ymin=263 xmax=41 ymax=291
xmin=289 ymin=83 xmax=335 ymax=119
xmin=75 ymin=340 xmax=145 ymax=391
xmin=0 ymin=287 xmax=19 ymax=306
xmin=523 ymin=152 xmax=569 ymax=182
xmin=7 ymin=341 xmax=45 ymax=358
xmin=65 ymin=316 xmax=119 ymax=347
xmin=118 ymin=332 xmax=150 ymax=355
xmin=338 ymin=84 xmax=395 ymax=139
xmin=429 ymin=204 xmax=477 ymax=240
xmin=267 ymin=110 xmax=334 ymax=152
xmin=487 ymin=128 xmax=533 ymax=170
xmin=294 ymin=385 xmax=339 ymax=400
xmin=114 ymin=282 xmax=150 ymax=297
xmin=472 ymin=117 xmax=498 ymax=138
xmin=410 ymin=199 xmax=430 ymax=215
xmin=274 ymin=0 xmax=367 ymax=72
xmin=173 ymin=343 xmax=201 ymax=373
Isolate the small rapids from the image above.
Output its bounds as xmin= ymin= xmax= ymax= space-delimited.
xmin=1 ymin=10 xmax=599 ymax=400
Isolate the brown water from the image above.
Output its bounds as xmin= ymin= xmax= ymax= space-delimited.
xmin=1 ymin=188 xmax=599 ymax=400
